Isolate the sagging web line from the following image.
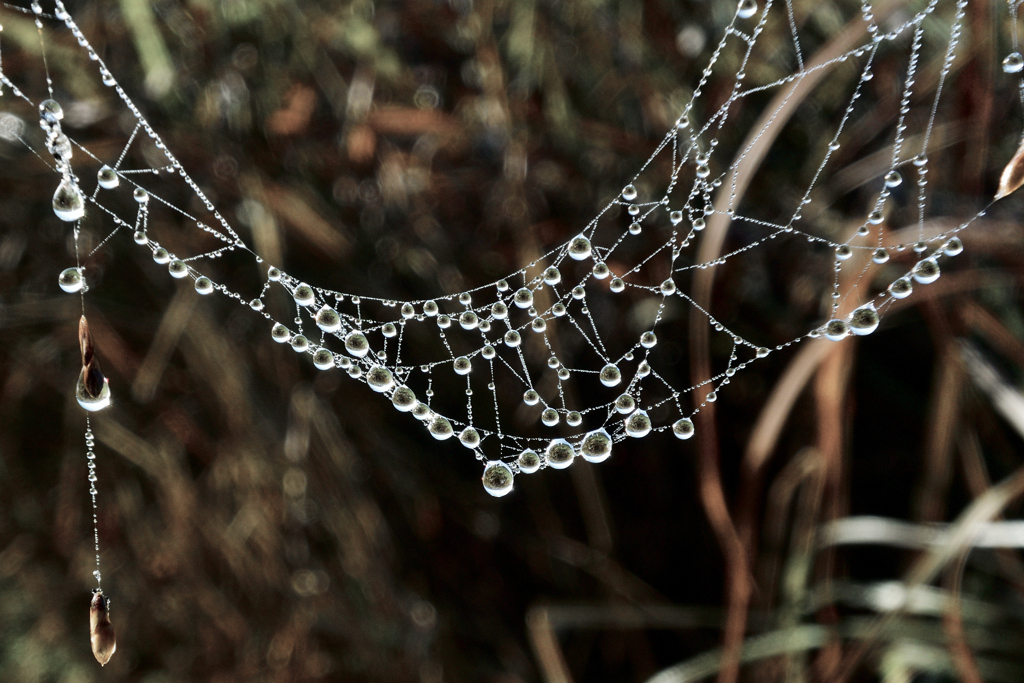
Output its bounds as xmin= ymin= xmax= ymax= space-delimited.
xmin=0 ymin=0 xmax=1015 ymax=504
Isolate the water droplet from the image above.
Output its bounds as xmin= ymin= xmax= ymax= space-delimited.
xmin=629 ymin=222 xmax=642 ymax=235
xmin=625 ymin=409 xmax=652 ymax=438
xmin=557 ymin=367 xmax=570 ymax=380
xmin=572 ymin=286 xmax=586 ymax=300
xmin=705 ymin=391 xmax=718 ymax=403
xmin=345 ymin=331 xmax=370 ymax=357
xmin=133 ymin=187 xmax=149 ymax=203
xmin=580 ymin=429 xmax=612 ymax=463
xmin=592 ymin=262 xmax=611 ymax=279
xmin=382 ymin=322 xmax=397 ymax=338
xmin=673 ymin=418 xmax=695 ymax=440
xmin=314 ymin=306 xmax=341 ymax=332
xmin=458 ymin=427 xmax=480 ymax=449
xmin=437 ymin=315 xmax=451 ymax=329
xmin=313 ymin=348 xmax=336 ymax=370
xmin=824 ymin=319 xmax=849 ymax=341
xmin=290 ymin=335 xmax=309 ymax=352
xmin=566 ymin=411 xmax=582 ymax=426
xmin=539 ymin=407 xmax=560 ymax=426
xmin=271 ymin=324 xmax=290 ymax=343
xmin=913 ymin=153 xmax=928 ymax=167
xmin=482 ymin=461 xmax=513 ymax=496
xmin=459 ymin=311 xmax=479 ymax=330
xmin=552 ymin=303 xmax=567 ymax=317
xmin=543 ymin=267 xmax=561 ymax=285
xmin=692 ymin=217 xmax=706 ymax=231
xmin=1003 ymin=51 xmax=1024 ymax=74
xmin=250 ymin=299 xmax=264 ymax=311
xmin=568 ymin=235 xmax=592 ymax=260
xmin=453 ymin=356 xmax=472 ymax=375
xmin=523 ymin=389 xmax=540 ymax=405
xmin=531 ymin=317 xmax=547 ymax=333
xmin=599 ymin=364 xmax=621 ymax=387
xmin=96 ymin=166 xmax=118 ymax=189
xmin=390 ymin=385 xmax=416 ymax=411
xmin=133 ymin=230 xmax=148 ymax=245
xmin=615 ymin=394 xmax=636 ymax=414
xmin=496 ymin=279 xmax=509 ymax=292
xmin=889 ymin=277 xmax=913 ymax=299
xmin=622 ymin=184 xmax=638 ymax=201
xmin=293 ymin=284 xmax=315 ymax=306
xmin=660 ymin=278 xmax=677 ymax=295
xmin=912 ymin=259 xmax=940 ymax=284
xmin=364 ymin=366 xmax=393 ymax=392
xmin=504 ymin=330 xmax=522 ymax=347
xmin=267 ymin=267 xmax=281 ymax=281
xmin=868 ymin=210 xmax=884 ymax=225
xmin=423 ymin=300 xmax=439 ymax=316
xmin=737 ymin=0 xmax=757 ymax=19
xmin=756 ymin=347 xmax=769 ymax=358
xmin=168 ymin=260 xmax=189 ymax=278
xmin=637 ymin=361 xmax=651 ymax=377
xmin=640 ymin=331 xmax=657 ymax=349
xmin=514 ymin=287 xmax=534 ymax=308
xmin=518 ymin=449 xmax=541 ymax=473
xmin=669 ymin=210 xmax=684 ymax=225
xmin=53 ymin=179 xmax=85 ymax=222
xmin=835 ymin=245 xmax=853 ymax=260
xmin=610 ymin=277 xmax=625 ymax=293
xmin=459 ymin=292 xmax=473 ymax=305
xmin=428 ymin=416 xmax=454 ymax=440
xmin=942 ymin=237 xmax=963 ymax=256
xmin=194 ymin=276 xmax=213 ymax=295
xmin=545 ymin=439 xmax=575 ymax=469
xmin=872 ymin=248 xmax=890 ymax=264
xmin=849 ymin=304 xmax=879 ymax=336
xmin=39 ymin=99 xmax=64 ymax=123
xmin=884 ymin=170 xmax=902 ymax=187
xmin=59 ymin=267 xmax=83 ymax=293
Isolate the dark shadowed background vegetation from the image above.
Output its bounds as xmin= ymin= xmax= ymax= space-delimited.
xmin=1 ymin=0 xmax=1024 ymax=681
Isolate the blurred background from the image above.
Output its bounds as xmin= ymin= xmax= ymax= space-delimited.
xmin=2 ymin=0 xmax=1024 ymax=681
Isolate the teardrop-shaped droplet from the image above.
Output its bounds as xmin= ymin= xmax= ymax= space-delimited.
xmin=345 ymin=331 xmax=370 ymax=357
xmin=867 ymin=210 xmax=884 ymax=225
xmin=133 ymin=187 xmax=149 ymax=203
xmin=482 ymin=461 xmax=514 ymax=496
xmin=392 ymin=385 xmax=417 ymax=412
xmin=942 ymin=237 xmax=963 ymax=256
xmin=580 ymin=429 xmax=612 ymax=463
xmin=625 ymin=410 xmax=652 ymax=438
xmin=848 ymin=304 xmax=879 ymax=336
xmin=835 ymin=245 xmax=853 ymax=260
xmin=76 ymin=366 xmax=111 ymax=411
xmin=673 ymin=418 xmax=695 ymax=440
xmin=459 ymin=427 xmax=481 ymax=449
xmin=568 ymin=235 xmax=592 ymax=261
xmin=615 ymin=394 xmax=636 ymax=414
xmin=660 ymin=278 xmax=677 ymax=295
xmin=315 ymin=305 xmax=341 ymax=332
xmin=53 ymin=179 xmax=85 ymax=222
xmin=545 ymin=439 xmax=575 ymax=469
xmin=39 ymin=99 xmax=64 ymax=123
xmin=97 ymin=166 xmax=119 ymax=189
xmin=518 ymin=449 xmax=541 ymax=473
xmin=89 ymin=591 xmax=116 ymax=666
xmin=293 ymin=284 xmax=315 ymax=306
xmin=59 ymin=267 xmax=83 ymax=293
xmin=622 ymin=184 xmax=638 ymax=201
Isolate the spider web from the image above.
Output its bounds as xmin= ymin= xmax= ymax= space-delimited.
xmin=0 ymin=0 xmax=1019 ymax=518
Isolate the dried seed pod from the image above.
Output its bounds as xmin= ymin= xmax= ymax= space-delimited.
xmin=996 ymin=137 xmax=1024 ymax=200
xmin=76 ymin=316 xmax=111 ymax=411
xmin=89 ymin=591 xmax=116 ymax=666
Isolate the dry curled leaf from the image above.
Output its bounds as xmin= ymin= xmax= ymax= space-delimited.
xmin=90 ymin=591 xmax=116 ymax=666
xmin=996 ymin=136 xmax=1024 ymax=200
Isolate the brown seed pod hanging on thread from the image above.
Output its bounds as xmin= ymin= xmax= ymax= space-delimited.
xmin=89 ymin=590 xmax=116 ymax=666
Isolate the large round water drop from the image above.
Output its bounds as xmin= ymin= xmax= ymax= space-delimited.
xmin=673 ymin=418 xmax=695 ymax=440
xmin=316 ymin=306 xmax=341 ymax=332
xmin=313 ymin=348 xmax=336 ymax=370
xmin=848 ymin=304 xmax=879 ymax=336
xmin=482 ymin=461 xmax=514 ymax=497
xmin=271 ymin=324 xmax=291 ymax=343
xmin=453 ymin=356 xmax=472 ymax=375
xmin=615 ymin=394 xmax=636 ymax=414
xmin=545 ymin=439 xmax=575 ymax=469
xmin=621 ymin=184 xmax=638 ymax=201
xmin=428 ymin=416 xmax=454 ymax=440
xmin=737 ymin=0 xmax=757 ymax=19
xmin=513 ymin=288 xmax=534 ymax=309
xmin=599 ymin=364 xmax=621 ymax=387
xmin=459 ymin=427 xmax=481 ymax=449
xmin=824 ymin=319 xmax=849 ymax=341
xmin=889 ymin=278 xmax=913 ymax=299
xmin=53 ymin=179 xmax=85 ymax=222
xmin=194 ymin=276 xmax=214 ymax=295
xmin=58 ymin=267 xmax=83 ymax=293
xmin=392 ymin=385 xmax=417 ymax=412
xmin=366 ymin=366 xmax=395 ymax=392
xmin=568 ymin=235 xmax=592 ymax=261
xmin=912 ymin=259 xmax=940 ymax=284
xmin=293 ymin=284 xmax=315 ymax=306
xmin=518 ymin=449 xmax=541 ymax=473
xmin=76 ymin=369 xmax=111 ymax=412
xmin=1003 ymin=51 xmax=1024 ymax=74
xmin=580 ymin=429 xmax=612 ymax=463
xmin=39 ymin=99 xmax=64 ymax=123
xmin=625 ymin=410 xmax=652 ymax=438
xmin=345 ymin=331 xmax=370 ymax=357
xmin=543 ymin=267 xmax=561 ymax=285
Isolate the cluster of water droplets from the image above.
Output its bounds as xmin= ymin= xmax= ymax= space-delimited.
xmin=2 ymin=0 xmax=1018 ymax=497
